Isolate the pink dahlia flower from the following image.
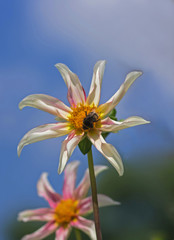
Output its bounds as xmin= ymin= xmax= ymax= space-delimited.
xmin=18 ymin=161 xmax=118 ymax=240
xmin=17 ymin=61 xmax=149 ymax=175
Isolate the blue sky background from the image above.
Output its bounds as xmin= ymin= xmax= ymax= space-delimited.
xmin=1 ymin=1 xmax=174 ymax=239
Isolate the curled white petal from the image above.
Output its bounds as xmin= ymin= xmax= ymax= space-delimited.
xmin=55 ymin=63 xmax=86 ymax=106
xmin=100 ymin=116 xmax=150 ymax=132
xmin=58 ymin=131 xmax=84 ymax=174
xmin=87 ymin=60 xmax=106 ymax=107
xmin=19 ymin=94 xmax=71 ymax=120
xmin=17 ymin=123 xmax=71 ymax=157
xmin=98 ymin=71 xmax=142 ymax=118
xmin=87 ymin=130 xmax=124 ymax=176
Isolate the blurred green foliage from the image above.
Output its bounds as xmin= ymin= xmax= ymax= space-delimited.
xmin=7 ymin=152 xmax=174 ymax=240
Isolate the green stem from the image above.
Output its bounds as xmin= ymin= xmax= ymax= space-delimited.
xmin=75 ymin=229 xmax=82 ymax=240
xmin=87 ymin=148 xmax=102 ymax=240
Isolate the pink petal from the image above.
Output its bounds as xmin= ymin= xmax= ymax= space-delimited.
xmin=19 ymin=94 xmax=71 ymax=120
xmin=71 ymin=216 xmax=96 ymax=240
xmin=37 ymin=173 xmax=61 ymax=208
xmin=78 ymin=197 xmax=93 ymax=215
xmin=79 ymin=194 xmax=119 ymax=216
xmin=55 ymin=226 xmax=71 ymax=240
xmin=87 ymin=130 xmax=124 ymax=176
xmin=74 ymin=165 xmax=108 ymax=199
xmin=17 ymin=122 xmax=71 ymax=157
xmin=55 ymin=63 xmax=86 ymax=106
xmin=58 ymin=131 xmax=84 ymax=174
xmin=21 ymin=221 xmax=57 ymax=240
xmin=18 ymin=208 xmax=54 ymax=222
xmin=99 ymin=116 xmax=150 ymax=132
xmin=98 ymin=71 xmax=142 ymax=118
xmin=63 ymin=161 xmax=80 ymax=199
xmin=86 ymin=60 xmax=106 ymax=107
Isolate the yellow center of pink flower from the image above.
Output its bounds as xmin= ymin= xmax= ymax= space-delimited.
xmin=54 ymin=199 xmax=79 ymax=227
xmin=68 ymin=104 xmax=101 ymax=134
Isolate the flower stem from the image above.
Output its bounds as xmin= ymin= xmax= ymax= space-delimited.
xmin=87 ymin=148 xmax=102 ymax=240
xmin=75 ymin=229 xmax=82 ymax=240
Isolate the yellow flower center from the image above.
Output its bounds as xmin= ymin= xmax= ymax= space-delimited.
xmin=54 ymin=199 xmax=79 ymax=228
xmin=68 ymin=104 xmax=101 ymax=134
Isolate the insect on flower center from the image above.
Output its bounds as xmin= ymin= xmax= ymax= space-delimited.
xmin=68 ymin=104 xmax=101 ymax=133
xmin=54 ymin=199 xmax=79 ymax=227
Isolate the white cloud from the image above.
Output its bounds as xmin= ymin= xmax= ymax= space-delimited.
xmin=26 ymin=0 xmax=174 ymax=97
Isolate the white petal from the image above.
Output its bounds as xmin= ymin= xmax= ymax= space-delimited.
xmin=63 ymin=161 xmax=80 ymax=199
xmin=19 ymin=94 xmax=71 ymax=120
xmin=98 ymin=71 xmax=142 ymax=118
xmin=55 ymin=63 xmax=86 ymax=106
xmin=71 ymin=217 xmax=96 ymax=240
xmin=58 ymin=131 xmax=84 ymax=174
xmin=100 ymin=116 xmax=150 ymax=132
xmin=87 ymin=130 xmax=124 ymax=176
xmin=79 ymin=194 xmax=119 ymax=215
xmin=17 ymin=123 xmax=71 ymax=157
xmin=75 ymin=165 xmax=108 ymax=199
xmin=87 ymin=60 xmax=106 ymax=107
xmin=97 ymin=194 xmax=120 ymax=208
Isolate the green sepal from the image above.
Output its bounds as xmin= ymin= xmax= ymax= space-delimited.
xmin=78 ymin=136 xmax=92 ymax=155
xmin=108 ymin=108 xmax=117 ymax=121
xmin=102 ymin=108 xmax=118 ymax=139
